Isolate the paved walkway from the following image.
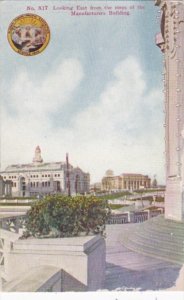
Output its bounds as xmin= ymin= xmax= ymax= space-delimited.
xmin=104 ymin=224 xmax=182 ymax=291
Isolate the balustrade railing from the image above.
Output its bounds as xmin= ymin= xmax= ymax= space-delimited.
xmin=0 ymin=214 xmax=27 ymax=233
xmin=0 ymin=214 xmax=27 ymax=289
xmin=0 ymin=237 xmax=4 ymax=268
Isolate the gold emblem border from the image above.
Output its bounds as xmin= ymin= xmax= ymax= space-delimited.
xmin=7 ymin=13 xmax=50 ymax=56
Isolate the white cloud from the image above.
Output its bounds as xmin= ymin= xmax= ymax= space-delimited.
xmin=1 ymin=58 xmax=84 ymax=164
xmin=62 ymin=56 xmax=164 ymax=183
xmin=1 ymin=56 xmax=165 ymax=184
xmin=9 ymin=58 xmax=83 ymax=117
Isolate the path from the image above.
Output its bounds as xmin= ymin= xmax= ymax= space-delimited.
xmin=104 ymin=224 xmax=182 ymax=291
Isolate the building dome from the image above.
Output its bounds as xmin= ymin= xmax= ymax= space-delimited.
xmin=105 ymin=170 xmax=114 ymax=177
xmin=33 ymin=145 xmax=43 ymax=164
xmin=35 ymin=145 xmax=41 ymax=152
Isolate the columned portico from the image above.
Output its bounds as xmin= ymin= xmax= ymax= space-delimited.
xmin=156 ymin=0 xmax=184 ymax=221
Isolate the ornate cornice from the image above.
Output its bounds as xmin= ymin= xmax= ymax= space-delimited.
xmin=155 ymin=0 xmax=161 ymax=6
xmin=155 ymin=0 xmax=184 ymax=8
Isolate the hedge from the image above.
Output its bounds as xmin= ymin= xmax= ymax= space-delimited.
xmin=22 ymin=195 xmax=111 ymax=238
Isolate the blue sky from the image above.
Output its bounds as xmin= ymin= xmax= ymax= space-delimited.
xmin=0 ymin=1 xmax=165 ymax=183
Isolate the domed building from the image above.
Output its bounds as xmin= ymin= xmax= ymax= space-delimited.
xmin=105 ymin=170 xmax=114 ymax=177
xmin=0 ymin=146 xmax=90 ymax=197
xmin=102 ymin=170 xmax=115 ymax=191
xmin=102 ymin=170 xmax=151 ymax=191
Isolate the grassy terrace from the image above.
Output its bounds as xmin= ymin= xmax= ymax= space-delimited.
xmin=155 ymin=197 xmax=164 ymax=202
xmin=0 ymin=189 xmax=165 ymax=206
xmin=0 ymin=197 xmax=36 ymax=200
xmin=98 ymin=192 xmax=164 ymax=202
xmin=133 ymin=189 xmax=165 ymax=194
xmin=109 ymin=204 xmax=129 ymax=210
xmin=143 ymin=206 xmax=163 ymax=211
xmin=0 ymin=203 xmax=32 ymax=206
xmin=98 ymin=191 xmax=132 ymax=200
xmin=133 ymin=196 xmax=164 ymax=202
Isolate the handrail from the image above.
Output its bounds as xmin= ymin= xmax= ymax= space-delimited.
xmin=0 ymin=214 xmax=27 ymax=233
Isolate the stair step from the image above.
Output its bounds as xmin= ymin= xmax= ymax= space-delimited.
xmin=120 ymin=215 xmax=184 ymax=264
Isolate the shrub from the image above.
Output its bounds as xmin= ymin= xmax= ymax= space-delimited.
xmin=22 ymin=195 xmax=110 ymax=238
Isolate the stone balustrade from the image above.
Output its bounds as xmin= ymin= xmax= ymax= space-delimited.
xmin=3 ymin=266 xmax=62 ymax=292
xmin=0 ymin=214 xmax=27 ymax=233
xmin=108 ymin=208 xmax=164 ymax=225
xmin=0 ymin=214 xmax=106 ymax=292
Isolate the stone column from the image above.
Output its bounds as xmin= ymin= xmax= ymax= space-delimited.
xmin=155 ymin=0 xmax=184 ymax=221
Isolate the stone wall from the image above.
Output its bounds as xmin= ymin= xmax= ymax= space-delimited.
xmin=3 ymin=233 xmax=105 ymax=292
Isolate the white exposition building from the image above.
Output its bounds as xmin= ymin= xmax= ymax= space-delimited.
xmin=156 ymin=0 xmax=184 ymax=221
xmin=0 ymin=146 xmax=90 ymax=197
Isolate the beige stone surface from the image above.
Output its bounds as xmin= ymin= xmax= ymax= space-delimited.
xmin=2 ymin=233 xmax=105 ymax=291
xmin=166 ymin=264 xmax=184 ymax=291
xmin=3 ymin=265 xmax=61 ymax=292
xmin=156 ymin=0 xmax=184 ymax=221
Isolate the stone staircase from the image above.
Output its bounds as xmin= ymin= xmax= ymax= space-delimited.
xmin=120 ymin=215 xmax=184 ymax=264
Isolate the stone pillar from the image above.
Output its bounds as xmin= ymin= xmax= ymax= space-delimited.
xmin=155 ymin=0 xmax=184 ymax=221
xmin=123 ymin=180 xmax=127 ymax=190
xmin=5 ymin=235 xmax=105 ymax=291
xmin=0 ymin=276 xmax=2 ymax=292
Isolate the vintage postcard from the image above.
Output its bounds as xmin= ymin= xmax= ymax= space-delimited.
xmin=0 ymin=0 xmax=184 ymax=299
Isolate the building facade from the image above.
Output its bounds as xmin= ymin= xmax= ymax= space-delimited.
xmin=90 ymin=182 xmax=102 ymax=193
xmin=101 ymin=170 xmax=115 ymax=191
xmin=101 ymin=170 xmax=151 ymax=191
xmin=0 ymin=176 xmax=12 ymax=197
xmin=155 ymin=0 xmax=184 ymax=221
xmin=0 ymin=146 xmax=90 ymax=197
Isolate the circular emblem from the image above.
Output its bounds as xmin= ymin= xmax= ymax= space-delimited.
xmin=7 ymin=14 xmax=50 ymax=56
